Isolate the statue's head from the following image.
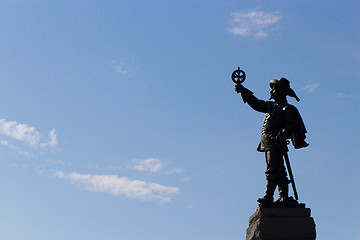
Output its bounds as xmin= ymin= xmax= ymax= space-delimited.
xmin=269 ymin=77 xmax=300 ymax=102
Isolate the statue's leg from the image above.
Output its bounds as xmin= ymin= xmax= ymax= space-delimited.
xmin=257 ymin=179 xmax=277 ymax=203
xmin=275 ymin=157 xmax=290 ymax=202
xmin=276 ymin=177 xmax=290 ymax=202
xmin=258 ymin=151 xmax=278 ymax=203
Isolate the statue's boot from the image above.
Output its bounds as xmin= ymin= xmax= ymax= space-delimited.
xmin=275 ymin=178 xmax=290 ymax=203
xmin=257 ymin=180 xmax=276 ymax=203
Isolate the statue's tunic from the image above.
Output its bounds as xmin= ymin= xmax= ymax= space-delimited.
xmin=258 ymin=101 xmax=288 ymax=152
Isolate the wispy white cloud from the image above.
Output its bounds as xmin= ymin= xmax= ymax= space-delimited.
xmin=303 ymin=83 xmax=320 ymax=93
xmin=227 ymin=10 xmax=281 ymax=38
xmin=35 ymin=165 xmax=46 ymax=174
xmin=131 ymin=158 xmax=163 ymax=173
xmin=111 ymin=59 xmax=139 ymax=78
xmin=52 ymin=170 xmax=65 ymax=179
xmin=115 ymin=65 xmax=130 ymax=75
xmin=0 ymin=119 xmax=40 ymax=147
xmin=166 ymin=168 xmax=184 ymax=175
xmin=40 ymin=129 xmax=58 ymax=148
xmin=0 ymin=140 xmax=33 ymax=157
xmin=107 ymin=164 xmax=123 ymax=170
xmin=0 ymin=118 xmax=57 ymax=149
xmin=335 ymin=92 xmax=360 ymax=98
xmin=54 ymin=171 xmax=179 ymax=202
xmin=51 ymin=159 xmax=72 ymax=166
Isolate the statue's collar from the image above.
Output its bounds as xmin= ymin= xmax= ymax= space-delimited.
xmin=274 ymin=99 xmax=288 ymax=107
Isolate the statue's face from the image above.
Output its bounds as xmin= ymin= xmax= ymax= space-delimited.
xmin=269 ymin=86 xmax=286 ymax=100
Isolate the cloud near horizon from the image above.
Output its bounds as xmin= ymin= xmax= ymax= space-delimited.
xmin=227 ymin=10 xmax=281 ymax=38
xmin=54 ymin=171 xmax=180 ymax=202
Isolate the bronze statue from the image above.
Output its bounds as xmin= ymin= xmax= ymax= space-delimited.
xmin=233 ymin=67 xmax=309 ymax=206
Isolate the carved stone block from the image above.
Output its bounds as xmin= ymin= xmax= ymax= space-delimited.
xmin=246 ymin=207 xmax=316 ymax=240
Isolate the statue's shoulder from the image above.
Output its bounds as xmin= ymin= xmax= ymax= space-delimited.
xmin=283 ymin=104 xmax=298 ymax=113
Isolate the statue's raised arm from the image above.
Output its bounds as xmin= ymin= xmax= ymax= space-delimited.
xmin=234 ymin=83 xmax=268 ymax=113
xmin=232 ymin=67 xmax=267 ymax=113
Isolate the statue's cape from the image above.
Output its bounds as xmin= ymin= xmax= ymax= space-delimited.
xmin=285 ymin=105 xmax=309 ymax=149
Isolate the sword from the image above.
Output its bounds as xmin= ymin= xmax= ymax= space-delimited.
xmin=283 ymin=141 xmax=299 ymax=200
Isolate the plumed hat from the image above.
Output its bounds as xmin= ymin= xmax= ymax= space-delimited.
xmin=269 ymin=77 xmax=300 ymax=102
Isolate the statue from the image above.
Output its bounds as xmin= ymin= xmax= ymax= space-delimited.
xmin=232 ymin=67 xmax=309 ymax=207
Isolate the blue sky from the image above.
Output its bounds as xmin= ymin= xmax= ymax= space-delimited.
xmin=0 ymin=0 xmax=359 ymax=239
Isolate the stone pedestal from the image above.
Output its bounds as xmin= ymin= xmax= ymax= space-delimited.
xmin=246 ymin=207 xmax=316 ymax=240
